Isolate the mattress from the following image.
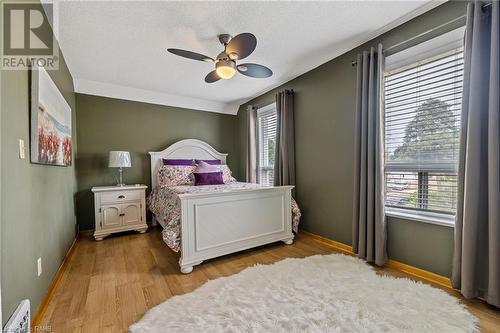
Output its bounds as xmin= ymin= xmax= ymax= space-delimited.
xmin=147 ymin=182 xmax=301 ymax=252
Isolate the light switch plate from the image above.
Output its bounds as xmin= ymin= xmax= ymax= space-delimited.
xmin=19 ymin=139 xmax=25 ymax=159
xmin=37 ymin=257 xmax=42 ymax=276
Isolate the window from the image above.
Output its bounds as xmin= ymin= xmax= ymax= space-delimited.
xmin=256 ymin=103 xmax=277 ymax=186
xmin=384 ymin=45 xmax=464 ymax=222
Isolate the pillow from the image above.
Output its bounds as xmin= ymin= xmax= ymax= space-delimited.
xmin=195 ymin=161 xmax=236 ymax=183
xmin=194 ymin=172 xmax=224 ymax=185
xmin=220 ymin=165 xmax=237 ymax=183
xmin=158 ymin=165 xmax=195 ymax=187
xmin=195 ymin=159 xmax=221 ymax=165
xmin=194 ymin=160 xmax=219 ymax=173
xmin=162 ymin=159 xmax=194 ymax=166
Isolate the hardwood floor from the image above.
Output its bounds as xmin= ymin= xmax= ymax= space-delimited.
xmin=38 ymin=227 xmax=500 ymax=332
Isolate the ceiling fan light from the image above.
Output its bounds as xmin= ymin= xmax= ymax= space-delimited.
xmin=228 ymin=52 xmax=239 ymax=60
xmin=215 ymin=60 xmax=236 ymax=79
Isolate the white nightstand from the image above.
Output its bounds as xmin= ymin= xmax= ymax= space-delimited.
xmin=91 ymin=185 xmax=148 ymax=241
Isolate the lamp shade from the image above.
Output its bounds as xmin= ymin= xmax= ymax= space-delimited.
xmin=108 ymin=151 xmax=131 ymax=168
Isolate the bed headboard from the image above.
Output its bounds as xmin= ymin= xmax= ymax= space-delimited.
xmin=149 ymin=139 xmax=228 ymax=188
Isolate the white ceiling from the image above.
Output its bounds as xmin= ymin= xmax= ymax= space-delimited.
xmin=54 ymin=0 xmax=443 ymax=115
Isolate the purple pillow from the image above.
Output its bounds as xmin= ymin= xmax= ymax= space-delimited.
xmin=162 ymin=159 xmax=194 ymax=166
xmin=194 ymin=172 xmax=224 ymax=185
xmin=195 ymin=159 xmax=221 ymax=165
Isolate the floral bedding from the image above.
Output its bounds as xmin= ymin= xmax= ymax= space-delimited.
xmin=147 ymin=182 xmax=301 ymax=252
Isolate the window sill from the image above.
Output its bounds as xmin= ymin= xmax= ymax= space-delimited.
xmin=385 ymin=207 xmax=455 ymax=227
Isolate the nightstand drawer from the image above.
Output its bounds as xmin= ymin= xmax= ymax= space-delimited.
xmin=100 ymin=190 xmax=141 ymax=204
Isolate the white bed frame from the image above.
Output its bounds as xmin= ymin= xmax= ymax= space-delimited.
xmin=149 ymin=139 xmax=294 ymax=274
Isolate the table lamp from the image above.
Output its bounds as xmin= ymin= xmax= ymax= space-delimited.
xmin=108 ymin=151 xmax=131 ymax=186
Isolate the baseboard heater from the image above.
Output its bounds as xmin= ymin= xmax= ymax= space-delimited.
xmin=3 ymin=299 xmax=30 ymax=333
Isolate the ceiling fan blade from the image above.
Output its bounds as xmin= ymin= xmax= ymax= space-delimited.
xmin=225 ymin=33 xmax=257 ymax=60
xmin=167 ymin=48 xmax=214 ymax=62
xmin=237 ymin=63 xmax=273 ymax=78
xmin=205 ymin=70 xmax=220 ymax=83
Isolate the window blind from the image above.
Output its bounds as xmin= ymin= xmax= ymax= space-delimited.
xmin=384 ymin=48 xmax=463 ymax=215
xmin=257 ymin=107 xmax=277 ymax=186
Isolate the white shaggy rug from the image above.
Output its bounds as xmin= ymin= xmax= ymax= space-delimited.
xmin=130 ymin=254 xmax=477 ymax=333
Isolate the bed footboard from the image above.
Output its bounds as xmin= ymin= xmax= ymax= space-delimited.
xmin=178 ymin=186 xmax=294 ymax=273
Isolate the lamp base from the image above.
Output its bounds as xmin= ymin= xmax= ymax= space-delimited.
xmin=117 ymin=168 xmax=125 ymax=187
xmin=116 ymin=183 xmax=126 ymax=187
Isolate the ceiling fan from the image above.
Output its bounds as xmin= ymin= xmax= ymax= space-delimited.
xmin=167 ymin=33 xmax=273 ymax=83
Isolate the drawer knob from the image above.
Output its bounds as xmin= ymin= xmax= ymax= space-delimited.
xmin=119 ymin=213 xmax=125 ymax=217
xmin=118 ymin=195 xmax=125 ymax=199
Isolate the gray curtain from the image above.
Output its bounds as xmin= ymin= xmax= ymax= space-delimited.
xmin=245 ymin=105 xmax=257 ymax=183
xmin=452 ymin=1 xmax=499 ymax=307
xmin=274 ymin=90 xmax=295 ymax=187
xmin=352 ymin=44 xmax=387 ymax=266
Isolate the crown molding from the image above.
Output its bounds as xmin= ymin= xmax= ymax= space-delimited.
xmin=74 ymin=78 xmax=240 ymax=115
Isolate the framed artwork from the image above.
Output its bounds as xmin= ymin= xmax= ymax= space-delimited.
xmin=30 ymin=67 xmax=72 ymax=166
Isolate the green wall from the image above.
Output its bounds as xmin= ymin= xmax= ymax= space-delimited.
xmin=0 ymin=21 xmax=77 ymax=324
xmin=75 ymin=94 xmax=238 ymax=230
xmin=236 ymin=1 xmax=467 ymax=277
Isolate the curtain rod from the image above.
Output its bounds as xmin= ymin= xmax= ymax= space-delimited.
xmin=252 ymin=100 xmax=275 ymax=110
xmin=351 ymin=13 xmax=470 ymax=67
xmin=351 ymin=2 xmax=493 ymax=67
xmin=251 ymin=89 xmax=294 ymax=109
xmin=383 ymin=14 xmax=466 ymax=54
